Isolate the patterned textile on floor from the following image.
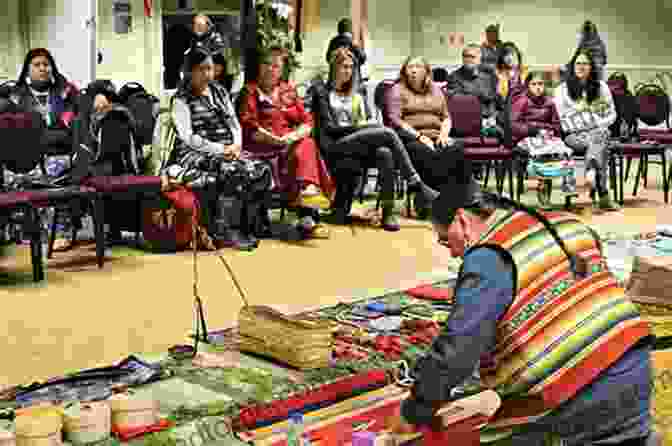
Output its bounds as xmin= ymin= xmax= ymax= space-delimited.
xmin=238 ymin=385 xmax=487 ymax=446
xmin=405 ymin=280 xmax=454 ymax=301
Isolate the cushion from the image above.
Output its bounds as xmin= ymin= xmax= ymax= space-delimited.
xmin=84 ymin=175 xmax=162 ymax=193
xmin=456 ymin=136 xmax=500 ymax=147
xmin=463 ymin=147 xmax=512 ymax=161
xmin=638 ymin=129 xmax=672 ymax=144
xmin=612 ymin=142 xmax=666 ymax=155
xmin=0 ymin=187 xmax=93 ymax=208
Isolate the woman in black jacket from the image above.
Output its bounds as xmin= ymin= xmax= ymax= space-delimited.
xmin=10 ymin=48 xmax=80 ymax=156
xmin=314 ymin=47 xmax=437 ymax=230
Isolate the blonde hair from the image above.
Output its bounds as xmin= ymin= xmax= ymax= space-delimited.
xmin=399 ymin=55 xmax=433 ymax=94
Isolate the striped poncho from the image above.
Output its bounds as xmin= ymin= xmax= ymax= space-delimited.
xmin=472 ymin=210 xmax=650 ymax=430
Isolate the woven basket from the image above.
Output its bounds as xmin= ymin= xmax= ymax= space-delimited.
xmin=238 ymin=305 xmax=334 ymax=369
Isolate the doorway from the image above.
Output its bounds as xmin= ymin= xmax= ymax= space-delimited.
xmin=162 ymin=12 xmax=241 ymax=91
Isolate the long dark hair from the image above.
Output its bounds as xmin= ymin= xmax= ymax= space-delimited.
xmin=566 ymin=49 xmax=600 ymax=103
xmin=328 ymin=47 xmax=356 ymax=95
xmin=16 ymin=48 xmax=67 ymax=91
xmin=496 ymin=42 xmax=523 ymax=69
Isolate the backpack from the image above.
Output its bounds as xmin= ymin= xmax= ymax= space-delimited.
xmin=607 ymin=73 xmax=638 ymax=138
xmin=119 ymin=82 xmax=160 ymax=147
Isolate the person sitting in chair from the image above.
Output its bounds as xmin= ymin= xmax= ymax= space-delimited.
xmin=238 ymin=46 xmax=335 ymax=239
xmin=313 ymin=48 xmax=438 ymax=230
xmin=512 ymin=71 xmax=577 ymax=208
xmin=10 ymin=48 xmax=79 ymax=158
xmin=164 ymin=46 xmax=273 ymax=250
xmin=385 ymin=56 xmax=462 ymax=218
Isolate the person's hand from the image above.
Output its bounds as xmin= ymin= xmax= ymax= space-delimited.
xmin=93 ymin=94 xmax=112 ymax=113
xmin=223 ymin=143 xmax=241 ymax=160
xmin=387 ymin=411 xmax=416 ymax=435
xmin=419 ymin=135 xmax=435 ymax=150
xmin=438 ymin=131 xmax=452 ymax=147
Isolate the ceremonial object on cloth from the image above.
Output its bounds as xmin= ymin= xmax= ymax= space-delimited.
xmin=108 ymin=392 xmax=158 ymax=430
xmin=627 ymin=256 xmax=672 ymax=305
xmin=0 ymin=426 xmax=14 ymax=446
xmin=239 ymin=385 xmax=500 ymax=446
xmin=62 ymin=401 xmax=111 ymax=445
xmin=14 ymin=406 xmax=63 ymax=446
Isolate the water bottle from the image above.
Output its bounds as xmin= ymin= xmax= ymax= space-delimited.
xmin=287 ymin=413 xmax=304 ymax=446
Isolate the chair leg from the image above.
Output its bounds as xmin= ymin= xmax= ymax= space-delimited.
xmin=135 ymin=196 xmax=142 ymax=247
xmin=661 ymin=150 xmax=668 ymax=204
xmin=507 ymin=160 xmax=514 ymax=199
xmin=609 ymin=154 xmax=618 ymax=204
xmin=625 ymin=157 xmax=632 ymax=182
xmin=47 ymin=208 xmax=58 ymax=259
xmin=280 ymin=206 xmax=286 ymax=221
xmin=27 ymin=207 xmax=44 ymax=282
xmin=483 ymin=162 xmax=491 ymax=188
xmin=619 ymin=152 xmax=625 ymax=205
xmin=643 ymin=154 xmax=649 ymax=188
xmin=633 ymin=156 xmax=644 ymax=196
xmin=92 ymin=196 xmax=105 ymax=269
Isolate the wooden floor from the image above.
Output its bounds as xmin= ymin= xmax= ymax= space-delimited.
xmin=0 ymin=170 xmax=670 ymax=389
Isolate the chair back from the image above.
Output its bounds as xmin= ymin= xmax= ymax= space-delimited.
xmin=0 ymin=111 xmax=46 ymax=174
xmin=0 ymin=81 xmax=17 ymax=99
xmin=446 ymin=95 xmax=482 ymax=137
xmin=635 ymin=84 xmax=670 ymax=128
xmin=373 ymin=79 xmax=396 ymax=126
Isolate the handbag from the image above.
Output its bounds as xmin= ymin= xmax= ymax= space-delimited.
xmin=142 ymin=185 xmax=214 ymax=252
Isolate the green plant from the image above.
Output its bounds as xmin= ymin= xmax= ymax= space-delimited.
xmin=256 ymin=0 xmax=300 ymax=79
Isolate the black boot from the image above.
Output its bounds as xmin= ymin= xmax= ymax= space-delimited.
xmin=253 ymin=192 xmax=273 ymax=238
xmin=213 ymin=194 xmax=257 ymax=251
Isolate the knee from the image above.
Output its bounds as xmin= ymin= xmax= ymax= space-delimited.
xmin=375 ymin=146 xmax=395 ymax=168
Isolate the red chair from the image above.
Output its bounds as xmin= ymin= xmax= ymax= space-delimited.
xmin=608 ymin=83 xmax=670 ymax=204
xmin=446 ymin=95 xmax=516 ymax=199
xmin=81 ymin=175 xmax=163 ymax=267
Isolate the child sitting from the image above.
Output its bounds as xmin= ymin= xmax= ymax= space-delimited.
xmin=511 ymin=71 xmax=577 ymax=208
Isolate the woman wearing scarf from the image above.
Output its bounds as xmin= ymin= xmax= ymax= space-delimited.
xmin=238 ymin=47 xmax=335 ymax=239
xmin=10 ymin=48 xmax=79 ymax=157
xmin=396 ymin=149 xmax=655 ymax=446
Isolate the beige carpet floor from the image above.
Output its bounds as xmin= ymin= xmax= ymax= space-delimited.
xmin=0 ymin=165 xmax=671 ymax=389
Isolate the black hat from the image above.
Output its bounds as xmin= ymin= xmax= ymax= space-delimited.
xmin=431 ymin=149 xmax=482 ymax=225
xmin=485 ymin=24 xmax=499 ymax=33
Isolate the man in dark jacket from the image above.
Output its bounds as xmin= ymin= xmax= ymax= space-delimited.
xmin=445 ymin=44 xmax=498 ymax=122
xmin=480 ymin=24 xmax=502 ymax=69
xmin=326 ymin=18 xmax=367 ymax=81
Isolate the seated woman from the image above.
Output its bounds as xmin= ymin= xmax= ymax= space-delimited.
xmin=512 ymin=71 xmax=577 ymax=208
xmin=385 ymin=56 xmax=463 ymax=218
xmin=164 ymin=46 xmax=273 ymax=250
xmin=554 ymin=49 xmax=618 ymax=210
xmin=9 ymin=48 xmax=79 ymax=157
xmin=238 ymin=47 xmax=335 ymax=239
xmin=314 ymin=48 xmax=438 ymax=231
xmin=494 ymin=42 xmax=528 ymax=102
